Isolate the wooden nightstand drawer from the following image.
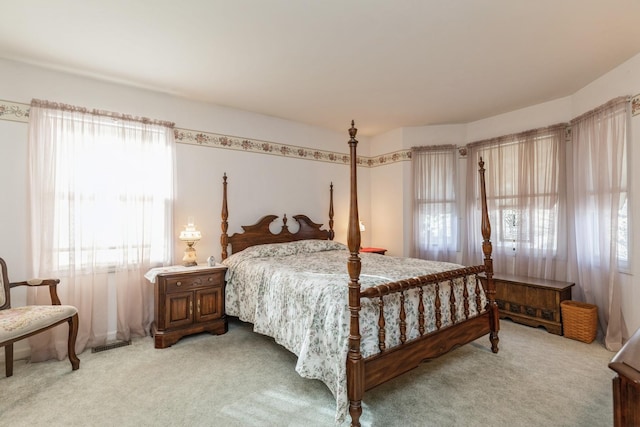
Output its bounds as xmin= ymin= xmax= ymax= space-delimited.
xmin=165 ymin=271 xmax=224 ymax=293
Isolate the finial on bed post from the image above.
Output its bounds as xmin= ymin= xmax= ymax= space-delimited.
xmin=329 ymin=182 xmax=335 ymax=240
xmin=478 ymin=157 xmax=499 ymax=353
xmin=221 ymin=173 xmax=229 ymax=261
xmin=347 ymin=120 xmax=364 ymax=427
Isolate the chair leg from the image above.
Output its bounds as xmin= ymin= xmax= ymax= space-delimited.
xmin=67 ymin=313 xmax=80 ymax=371
xmin=5 ymin=343 xmax=13 ymax=377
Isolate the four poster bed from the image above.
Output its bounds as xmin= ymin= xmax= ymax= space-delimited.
xmin=219 ymin=121 xmax=499 ymax=426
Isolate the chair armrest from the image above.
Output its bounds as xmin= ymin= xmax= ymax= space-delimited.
xmin=10 ymin=278 xmax=62 ymax=305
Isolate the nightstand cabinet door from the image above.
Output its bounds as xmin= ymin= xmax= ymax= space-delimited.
xmin=165 ymin=291 xmax=194 ymax=329
xmin=152 ymin=266 xmax=228 ymax=348
xmin=195 ymin=287 xmax=223 ymax=323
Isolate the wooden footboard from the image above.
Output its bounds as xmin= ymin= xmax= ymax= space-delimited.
xmin=359 ymin=267 xmax=490 ymax=390
xmin=364 ymin=312 xmax=492 ymax=390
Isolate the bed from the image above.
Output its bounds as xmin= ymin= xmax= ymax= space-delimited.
xmin=219 ymin=122 xmax=499 ymax=426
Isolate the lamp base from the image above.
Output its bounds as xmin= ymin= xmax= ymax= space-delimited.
xmin=182 ymin=246 xmax=198 ymax=267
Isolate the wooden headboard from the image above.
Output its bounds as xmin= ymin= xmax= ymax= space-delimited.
xmin=220 ymin=174 xmax=335 ymax=260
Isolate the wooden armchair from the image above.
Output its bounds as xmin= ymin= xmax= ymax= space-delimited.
xmin=0 ymin=257 xmax=80 ymax=377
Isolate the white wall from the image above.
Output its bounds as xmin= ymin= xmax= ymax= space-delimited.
xmin=0 ymin=58 xmax=369 ymax=358
xmin=465 ymin=97 xmax=573 ymax=141
xmin=0 ymin=120 xmax=30 ymax=306
xmin=368 ymin=128 xmax=403 ymax=254
xmin=369 ymin=161 xmax=404 ymax=256
xmin=0 ymin=57 xmax=365 ymax=258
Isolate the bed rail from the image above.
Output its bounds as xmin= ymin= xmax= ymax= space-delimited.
xmin=360 ymin=267 xmax=487 ymax=352
xmin=360 ymin=266 xmax=486 ymax=300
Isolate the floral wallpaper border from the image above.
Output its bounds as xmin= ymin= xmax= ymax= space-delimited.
xmin=4 ymin=95 xmax=640 ymax=165
xmin=174 ymin=128 xmax=411 ymax=167
xmin=0 ymin=99 xmax=30 ymax=122
xmin=632 ymin=94 xmax=640 ymax=117
xmin=0 ymin=99 xmax=408 ymax=168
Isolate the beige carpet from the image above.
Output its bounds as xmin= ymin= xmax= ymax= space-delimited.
xmin=0 ymin=319 xmax=615 ymax=427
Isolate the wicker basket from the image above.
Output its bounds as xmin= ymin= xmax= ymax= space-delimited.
xmin=561 ymin=300 xmax=598 ymax=343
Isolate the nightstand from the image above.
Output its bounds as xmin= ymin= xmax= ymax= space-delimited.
xmin=145 ymin=264 xmax=228 ymax=348
xmin=361 ymin=247 xmax=387 ymax=255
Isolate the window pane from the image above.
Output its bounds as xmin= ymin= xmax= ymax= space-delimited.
xmin=618 ymin=196 xmax=628 ymax=264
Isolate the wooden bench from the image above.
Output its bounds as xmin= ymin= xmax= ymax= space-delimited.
xmin=482 ymin=274 xmax=574 ymax=335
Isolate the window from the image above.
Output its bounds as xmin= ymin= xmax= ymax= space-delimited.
xmin=618 ymin=197 xmax=629 ymax=265
xmin=29 ymin=102 xmax=175 ymax=274
xmin=412 ymin=145 xmax=458 ymax=262
xmin=475 ymin=128 xmax=565 ymax=258
xmin=28 ymin=100 xmax=176 ymax=348
xmin=464 ymin=124 xmax=567 ymax=276
xmin=569 ymin=96 xmax=629 ymax=350
xmin=571 ymin=97 xmax=629 ymax=270
xmin=53 ymin=120 xmax=172 ymax=270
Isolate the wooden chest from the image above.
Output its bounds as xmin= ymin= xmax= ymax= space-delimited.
xmin=482 ymin=274 xmax=574 ymax=335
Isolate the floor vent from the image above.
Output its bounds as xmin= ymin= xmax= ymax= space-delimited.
xmin=91 ymin=340 xmax=131 ymax=353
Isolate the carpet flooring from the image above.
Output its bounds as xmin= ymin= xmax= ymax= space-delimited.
xmin=0 ymin=318 xmax=615 ymax=427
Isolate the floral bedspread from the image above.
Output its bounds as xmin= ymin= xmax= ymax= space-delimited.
xmin=222 ymin=239 xmax=487 ymax=424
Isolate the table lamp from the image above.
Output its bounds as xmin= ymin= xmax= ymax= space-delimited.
xmin=179 ymin=217 xmax=201 ymax=266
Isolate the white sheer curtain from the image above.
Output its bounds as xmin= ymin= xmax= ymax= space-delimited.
xmin=569 ymin=96 xmax=629 ymax=351
xmin=27 ymin=99 xmax=175 ymax=361
xmin=411 ymin=145 xmax=458 ymax=262
xmin=463 ymin=124 xmax=568 ymax=279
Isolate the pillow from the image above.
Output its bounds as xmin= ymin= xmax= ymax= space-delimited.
xmin=223 ymin=239 xmax=347 ymax=267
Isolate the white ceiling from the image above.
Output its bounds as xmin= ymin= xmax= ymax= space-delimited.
xmin=2 ymin=1 xmax=640 ymax=136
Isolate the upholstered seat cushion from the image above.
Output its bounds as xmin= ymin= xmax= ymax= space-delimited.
xmin=0 ymin=305 xmax=78 ymax=343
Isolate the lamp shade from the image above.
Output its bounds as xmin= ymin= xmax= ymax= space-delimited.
xmin=179 ymin=228 xmax=201 ymax=242
xmin=179 ymin=218 xmax=201 ymax=242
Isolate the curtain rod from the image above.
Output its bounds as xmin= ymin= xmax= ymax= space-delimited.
xmin=30 ymin=99 xmax=175 ymax=128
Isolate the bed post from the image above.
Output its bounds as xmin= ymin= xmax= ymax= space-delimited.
xmin=329 ymin=182 xmax=335 ymax=240
xmin=478 ymin=158 xmax=499 ymax=353
xmin=346 ymin=120 xmax=364 ymax=427
xmin=221 ymin=173 xmax=229 ymax=261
